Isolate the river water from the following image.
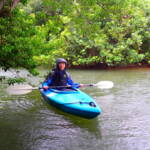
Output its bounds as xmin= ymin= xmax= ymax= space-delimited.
xmin=0 ymin=68 xmax=150 ymax=150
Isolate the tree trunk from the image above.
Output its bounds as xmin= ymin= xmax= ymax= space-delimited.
xmin=0 ymin=0 xmax=20 ymax=17
xmin=10 ymin=0 xmax=20 ymax=11
xmin=0 ymin=0 xmax=7 ymax=11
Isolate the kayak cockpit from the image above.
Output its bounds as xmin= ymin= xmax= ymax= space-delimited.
xmin=48 ymin=87 xmax=78 ymax=94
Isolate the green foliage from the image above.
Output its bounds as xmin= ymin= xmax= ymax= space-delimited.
xmin=33 ymin=0 xmax=150 ymax=67
xmin=0 ymin=0 xmax=150 ymax=71
xmin=0 ymin=8 xmax=47 ymax=72
xmin=29 ymin=68 xmax=39 ymax=76
xmin=7 ymin=77 xmax=26 ymax=85
xmin=62 ymin=0 xmax=149 ymax=66
xmin=0 ymin=76 xmax=6 ymax=82
xmin=0 ymin=9 xmax=35 ymax=70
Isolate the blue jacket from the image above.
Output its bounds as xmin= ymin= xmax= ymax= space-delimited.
xmin=42 ymin=69 xmax=79 ymax=88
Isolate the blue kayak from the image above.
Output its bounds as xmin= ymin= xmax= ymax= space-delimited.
xmin=40 ymin=88 xmax=101 ymax=119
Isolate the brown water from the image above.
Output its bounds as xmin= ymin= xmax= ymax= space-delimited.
xmin=0 ymin=68 xmax=150 ymax=150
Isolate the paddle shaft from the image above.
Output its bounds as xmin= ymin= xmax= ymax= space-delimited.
xmin=16 ymin=84 xmax=95 ymax=90
xmin=8 ymin=81 xmax=113 ymax=92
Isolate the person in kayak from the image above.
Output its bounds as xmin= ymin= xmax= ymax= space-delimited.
xmin=42 ymin=58 xmax=83 ymax=90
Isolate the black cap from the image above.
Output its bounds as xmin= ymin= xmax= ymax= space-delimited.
xmin=56 ymin=58 xmax=67 ymax=65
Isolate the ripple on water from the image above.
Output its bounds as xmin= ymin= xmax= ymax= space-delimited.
xmin=0 ymin=95 xmax=36 ymax=114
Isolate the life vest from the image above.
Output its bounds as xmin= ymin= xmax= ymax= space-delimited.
xmin=48 ymin=69 xmax=69 ymax=86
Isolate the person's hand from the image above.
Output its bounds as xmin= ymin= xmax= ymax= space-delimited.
xmin=43 ymin=86 xmax=49 ymax=90
xmin=79 ymin=84 xmax=84 ymax=88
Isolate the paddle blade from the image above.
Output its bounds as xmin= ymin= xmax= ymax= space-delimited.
xmin=6 ymin=84 xmax=33 ymax=95
xmin=95 ymin=81 xmax=114 ymax=89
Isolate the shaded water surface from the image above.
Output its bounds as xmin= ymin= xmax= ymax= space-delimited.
xmin=0 ymin=68 xmax=150 ymax=150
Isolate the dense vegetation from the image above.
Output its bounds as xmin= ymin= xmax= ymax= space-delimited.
xmin=0 ymin=0 xmax=150 ymax=72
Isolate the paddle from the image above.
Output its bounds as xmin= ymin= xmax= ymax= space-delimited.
xmin=6 ymin=81 xmax=114 ymax=95
xmin=82 ymin=81 xmax=114 ymax=89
